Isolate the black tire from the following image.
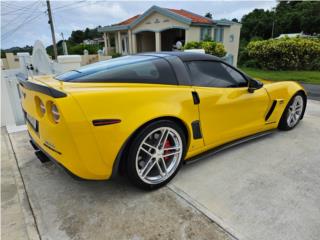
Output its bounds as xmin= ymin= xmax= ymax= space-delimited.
xmin=126 ymin=120 xmax=187 ymax=190
xmin=278 ymin=92 xmax=306 ymax=131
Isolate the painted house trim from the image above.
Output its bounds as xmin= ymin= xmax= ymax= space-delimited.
xmin=130 ymin=6 xmax=192 ymax=27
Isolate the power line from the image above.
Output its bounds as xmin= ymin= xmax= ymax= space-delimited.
xmin=2 ymin=1 xmax=42 ymax=32
xmin=1 ymin=0 xmax=104 ymax=48
xmin=2 ymin=1 xmax=43 ymax=29
xmin=1 ymin=12 xmax=45 ymax=41
xmin=1 ymin=1 xmax=42 ymax=16
xmin=1 ymin=1 xmax=45 ymax=40
xmin=52 ymin=1 xmax=88 ymax=13
xmin=52 ymin=1 xmax=86 ymax=11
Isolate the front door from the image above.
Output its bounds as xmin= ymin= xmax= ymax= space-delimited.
xmin=187 ymin=60 xmax=270 ymax=147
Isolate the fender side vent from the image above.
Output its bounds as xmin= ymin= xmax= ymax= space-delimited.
xmin=265 ymin=100 xmax=277 ymax=121
xmin=92 ymin=119 xmax=121 ymax=126
xmin=191 ymin=120 xmax=202 ymax=139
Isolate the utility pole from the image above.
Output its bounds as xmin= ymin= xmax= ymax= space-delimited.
xmin=271 ymin=7 xmax=276 ymax=39
xmin=61 ymin=32 xmax=68 ymax=55
xmin=46 ymin=0 xmax=58 ymax=59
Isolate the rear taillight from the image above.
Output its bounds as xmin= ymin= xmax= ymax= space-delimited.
xmin=35 ymin=96 xmax=45 ymax=117
xmin=49 ymin=102 xmax=60 ymax=123
xmin=39 ymin=100 xmax=46 ymax=115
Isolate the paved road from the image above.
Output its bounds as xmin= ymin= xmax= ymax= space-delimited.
xmin=3 ymin=131 xmax=232 ymax=240
xmin=170 ymin=100 xmax=320 ymax=240
xmin=301 ymin=83 xmax=320 ymax=101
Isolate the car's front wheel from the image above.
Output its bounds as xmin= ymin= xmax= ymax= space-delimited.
xmin=126 ymin=120 xmax=186 ymax=190
xmin=278 ymin=93 xmax=306 ymax=130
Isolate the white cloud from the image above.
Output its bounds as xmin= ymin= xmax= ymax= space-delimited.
xmin=78 ymin=2 xmax=129 ymax=19
xmin=1 ymin=1 xmax=276 ymax=49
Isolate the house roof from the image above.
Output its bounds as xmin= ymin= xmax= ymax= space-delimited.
xmin=115 ymin=15 xmax=141 ymax=26
xmin=98 ymin=5 xmax=227 ymax=32
xmin=166 ymin=9 xmax=213 ymax=24
xmin=115 ymin=8 xmax=213 ymax=26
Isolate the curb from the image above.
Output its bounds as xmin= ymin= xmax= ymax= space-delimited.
xmin=6 ymin=132 xmax=41 ymax=240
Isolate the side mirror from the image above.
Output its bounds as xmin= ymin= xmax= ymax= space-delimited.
xmin=248 ymin=78 xmax=263 ymax=93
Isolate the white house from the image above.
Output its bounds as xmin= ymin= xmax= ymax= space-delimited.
xmin=98 ymin=6 xmax=242 ymax=65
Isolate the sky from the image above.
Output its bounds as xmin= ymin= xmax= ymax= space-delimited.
xmin=1 ymin=0 xmax=277 ymax=49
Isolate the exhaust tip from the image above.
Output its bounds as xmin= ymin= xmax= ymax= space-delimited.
xmin=35 ymin=150 xmax=50 ymax=163
xmin=29 ymin=140 xmax=39 ymax=151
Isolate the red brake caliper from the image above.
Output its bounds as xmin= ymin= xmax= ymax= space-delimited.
xmin=163 ymin=139 xmax=171 ymax=161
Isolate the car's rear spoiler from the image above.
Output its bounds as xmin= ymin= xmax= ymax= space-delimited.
xmin=16 ymin=73 xmax=67 ymax=98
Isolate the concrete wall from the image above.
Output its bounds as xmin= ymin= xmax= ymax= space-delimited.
xmin=98 ymin=55 xmax=112 ymax=62
xmin=81 ymin=54 xmax=99 ymax=66
xmin=222 ymin=24 xmax=241 ymax=66
xmin=1 ymin=58 xmax=9 ymax=70
xmin=81 ymin=54 xmax=112 ymax=65
xmin=185 ymin=27 xmax=201 ymax=42
xmin=57 ymin=55 xmax=82 ymax=73
xmin=4 ymin=53 xmax=20 ymax=69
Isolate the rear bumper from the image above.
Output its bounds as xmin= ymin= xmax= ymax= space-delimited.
xmin=29 ymin=133 xmax=85 ymax=180
xmin=20 ymin=78 xmax=117 ymax=180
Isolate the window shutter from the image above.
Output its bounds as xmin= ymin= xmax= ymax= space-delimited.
xmin=200 ymin=28 xmax=204 ymax=41
xmin=220 ymin=28 xmax=224 ymax=42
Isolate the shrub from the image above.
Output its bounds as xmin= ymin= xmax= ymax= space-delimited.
xmin=246 ymin=37 xmax=320 ymax=70
xmin=69 ymin=44 xmax=100 ymax=55
xmin=111 ymin=52 xmax=122 ymax=58
xmin=183 ymin=41 xmax=226 ymax=57
xmin=184 ymin=41 xmax=201 ymax=49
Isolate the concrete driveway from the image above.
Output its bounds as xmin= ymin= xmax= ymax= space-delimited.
xmin=2 ymin=130 xmax=232 ymax=240
xmin=2 ymin=99 xmax=320 ymax=240
xmin=169 ymin=99 xmax=320 ymax=240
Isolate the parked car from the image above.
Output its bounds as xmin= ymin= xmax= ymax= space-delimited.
xmin=19 ymin=52 xmax=307 ymax=189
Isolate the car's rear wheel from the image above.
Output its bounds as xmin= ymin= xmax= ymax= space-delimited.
xmin=126 ymin=120 xmax=186 ymax=190
xmin=278 ymin=93 xmax=305 ymax=130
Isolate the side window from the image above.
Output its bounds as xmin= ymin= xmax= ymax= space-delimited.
xmin=214 ymin=28 xmax=224 ymax=42
xmin=200 ymin=27 xmax=212 ymax=41
xmin=72 ymin=58 xmax=177 ymax=85
xmin=221 ymin=63 xmax=247 ymax=86
xmin=187 ymin=61 xmax=247 ymax=88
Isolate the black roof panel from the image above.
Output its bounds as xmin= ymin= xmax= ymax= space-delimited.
xmin=137 ymin=52 xmax=221 ymax=61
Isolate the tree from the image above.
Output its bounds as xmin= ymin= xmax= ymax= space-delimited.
xmin=84 ymin=28 xmax=90 ymax=39
xmin=205 ymin=12 xmax=212 ymax=19
xmin=69 ymin=30 xmax=85 ymax=44
xmin=274 ymin=1 xmax=320 ymax=35
xmin=240 ymin=9 xmax=274 ymax=41
xmin=68 ymin=27 xmax=102 ymax=44
xmin=240 ymin=1 xmax=320 ymax=41
xmin=1 ymin=45 xmax=33 ymax=57
xmin=232 ymin=18 xmax=239 ymax=23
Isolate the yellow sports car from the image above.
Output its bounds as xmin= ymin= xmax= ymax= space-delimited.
xmin=19 ymin=52 xmax=307 ymax=189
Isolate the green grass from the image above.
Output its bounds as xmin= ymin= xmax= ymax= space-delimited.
xmin=240 ymin=67 xmax=320 ymax=85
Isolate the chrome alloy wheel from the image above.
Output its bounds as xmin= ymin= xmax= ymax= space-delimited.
xmin=287 ymin=95 xmax=304 ymax=128
xmin=135 ymin=127 xmax=183 ymax=185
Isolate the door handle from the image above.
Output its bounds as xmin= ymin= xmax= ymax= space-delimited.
xmin=192 ymin=91 xmax=200 ymax=105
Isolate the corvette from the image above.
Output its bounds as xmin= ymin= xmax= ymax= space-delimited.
xmin=19 ymin=52 xmax=307 ymax=189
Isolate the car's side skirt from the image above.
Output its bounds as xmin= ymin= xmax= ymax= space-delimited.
xmin=185 ymin=129 xmax=276 ymax=164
